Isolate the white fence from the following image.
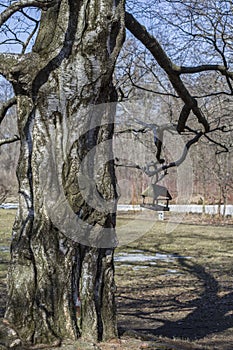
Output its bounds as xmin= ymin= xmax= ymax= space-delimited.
xmin=1 ymin=203 xmax=233 ymax=216
xmin=169 ymin=204 xmax=233 ymax=216
xmin=117 ymin=204 xmax=233 ymax=216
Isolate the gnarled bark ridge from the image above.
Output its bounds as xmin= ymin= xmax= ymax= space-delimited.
xmin=4 ymin=0 xmax=125 ymax=345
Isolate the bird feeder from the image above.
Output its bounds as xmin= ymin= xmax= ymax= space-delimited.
xmin=141 ymin=183 xmax=172 ymax=211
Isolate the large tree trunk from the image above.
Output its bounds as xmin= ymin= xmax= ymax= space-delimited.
xmin=4 ymin=0 xmax=125 ymax=346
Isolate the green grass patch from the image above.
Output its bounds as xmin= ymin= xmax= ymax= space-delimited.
xmin=0 ymin=209 xmax=15 ymax=318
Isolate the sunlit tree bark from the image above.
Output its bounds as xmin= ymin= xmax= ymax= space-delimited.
xmin=0 ymin=0 xmax=125 ymax=346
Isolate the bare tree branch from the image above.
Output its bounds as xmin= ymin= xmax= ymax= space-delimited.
xmin=21 ymin=19 xmax=39 ymax=53
xmin=204 ymin=134 xmax=229 ymax=153
xmin=115 ymin=131 xmax=203 ymax=177
xmin=0 ymin=96 xmax=16 ymax=125
xmin=125 ymin=12 xmax=233 ymax=133
xmin=193 ymin=91 xmax=233 ymax=99
xmin=0 ymin=0 xmax=58 ymax=27
xmin=115 ymin=116 xmax=230 ymax=178
xmin=177 ymin=104 xmax=191 ymax=133
xmin=0 ymin=134 xmax=20 ymax=146
xmin=177 ymin=65 xmax=233 ymax=79
xmin=128 ymin=77 xmax=180 ymax=98
xmin=115 ymin=127 xmax=147 ymax=135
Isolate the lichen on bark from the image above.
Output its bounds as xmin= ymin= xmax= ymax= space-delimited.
xmin=3 ymin=0 xmax=125 ymax=346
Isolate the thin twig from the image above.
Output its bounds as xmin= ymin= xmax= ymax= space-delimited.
xmin=0 ymin=135 xmax=20 ymax=146
xmin=0 ymin=96 xmax=16 ymax=125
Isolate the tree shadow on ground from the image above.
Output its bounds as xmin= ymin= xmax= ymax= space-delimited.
xmin=117 ymin=253 xmax=233 ymax=341
xmin=154 ymin=255 xmax=233 ymax=340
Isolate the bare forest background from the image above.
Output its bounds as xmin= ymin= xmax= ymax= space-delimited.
xmin=0 ymin=0 xmax=233 ymax=208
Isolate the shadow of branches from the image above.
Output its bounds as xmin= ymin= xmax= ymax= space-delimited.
xmin=117 ymin=251 xmax=233 ymax=341
xmin=154 ymin=255 xmax=233 ymax=339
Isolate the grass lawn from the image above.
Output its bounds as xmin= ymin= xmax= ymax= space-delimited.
xmin=0 ymin=209 xmax=233 ymax=349
xmin=0 ymin=210 xmax=15 ymax=319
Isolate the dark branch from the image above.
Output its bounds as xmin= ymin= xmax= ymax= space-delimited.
xmin=115 ymin=131 xmax=203 ymax=177
xmin=115 ymin=127 xmax=147 ymax=135
xmin=125 ymin=12 xmax=216 ymax=133
xmin=22 ymin=20 xmax=39 ymax=54
xmin=204 ymin=134 xmax=229 ymax=153
xmin=162 ymin=132 xmax=203 ymax=170
xmin=0 ymin=96 xmax=16 ymax=125
xmin=177 ymin=65 xmax=233 ymax=79
xmin=128 ymin=78 xmax=179 ymax=99
xmin=0 ymin=0 xmax=58 ymax=27
xmin=177 ymin=105 xmax=191 ymax=133
xmin=140 ymin=132 xmax=203 ymax=176
xmin=0 ymin=135 xmax=20 ymax=146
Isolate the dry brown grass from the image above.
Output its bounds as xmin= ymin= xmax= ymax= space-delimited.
xmin=1 ymin=210 xmax=233 ymax=349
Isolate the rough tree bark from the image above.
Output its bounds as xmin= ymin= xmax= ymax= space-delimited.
xmin=1 ymin=0 xmax=125 ymax=346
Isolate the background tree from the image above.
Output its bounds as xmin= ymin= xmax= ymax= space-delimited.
xmin=0 ymin=78 xmax=18 ymax=204
xmin=114 ymin=0 xmax=233 ymax=202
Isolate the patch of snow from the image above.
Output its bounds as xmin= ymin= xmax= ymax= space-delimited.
xmin=115 ymin=252 xmax=192 ymax=264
